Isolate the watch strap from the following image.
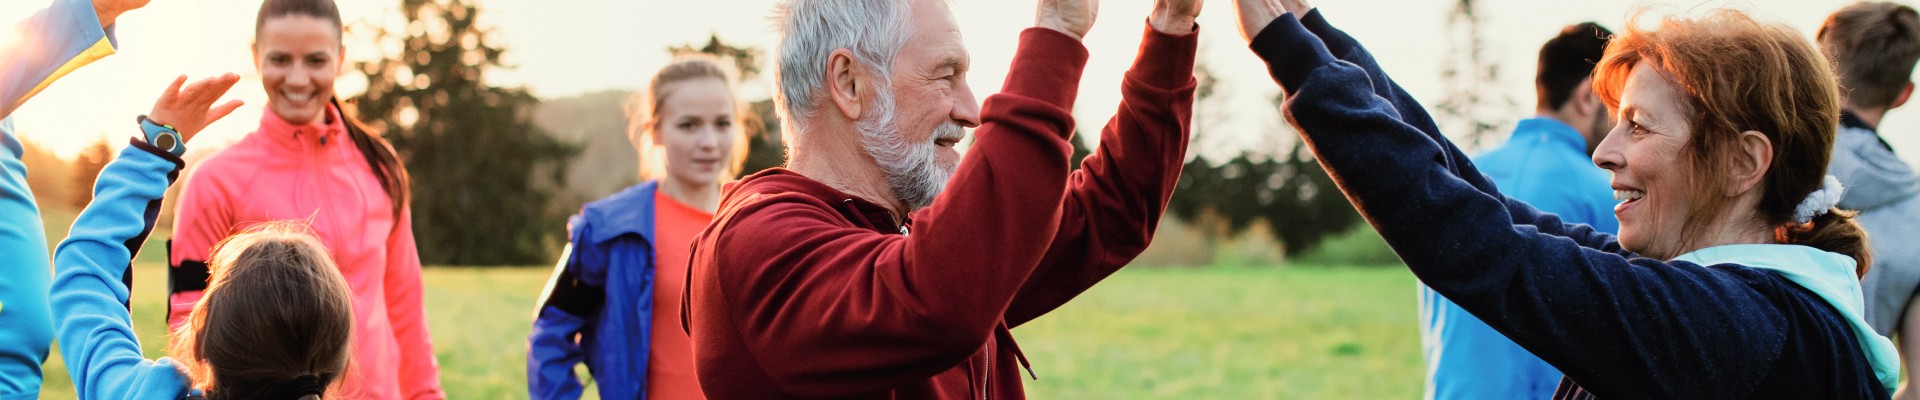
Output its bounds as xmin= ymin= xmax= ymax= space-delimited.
xmin=137 ymin=115 xmax=185 ymax=157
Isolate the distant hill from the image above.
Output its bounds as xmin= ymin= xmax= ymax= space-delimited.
xmin=534 ymin=89 xmax=639 ymax=210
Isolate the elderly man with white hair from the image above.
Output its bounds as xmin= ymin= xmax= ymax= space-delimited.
xmin=683 ymin=0 xmax=1201 ymax=397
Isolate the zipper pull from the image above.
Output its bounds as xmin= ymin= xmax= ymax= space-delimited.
xmin=320 ymin=134 xmax=328 ymax=145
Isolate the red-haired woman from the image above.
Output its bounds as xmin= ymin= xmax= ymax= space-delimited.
xmin=1232 ymin=0 xmax=1894 ymax=397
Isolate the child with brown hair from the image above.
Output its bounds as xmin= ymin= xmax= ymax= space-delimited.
xmin=49 ymin=73 xmax=354 ymax=400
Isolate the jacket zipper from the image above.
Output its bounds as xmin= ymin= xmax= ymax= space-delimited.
xmin=982 ymin=338 xmax=991 ymax=400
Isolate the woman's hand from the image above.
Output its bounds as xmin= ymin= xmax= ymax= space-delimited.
xmin=1150 ymin=0 xmax=1202 ymax=35
xmin=1279 ymin=0 xmax=1311 ymax=16
xmin=1234 ymin=0 xmax=1286 ymax=43
xmin=1038 ymin=0 xmax=1099 ymax=40
xmin=146 ymin=74 xmax=243 ymax=143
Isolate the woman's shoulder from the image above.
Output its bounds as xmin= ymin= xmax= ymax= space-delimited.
xmin=574 ymin=181 xmax=660 ymax=244
xmin=1735 ymin=270 xmax=1888 ymax=398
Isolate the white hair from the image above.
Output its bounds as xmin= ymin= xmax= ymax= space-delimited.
xmin=769 ymin=0 xmax=915 ymax=135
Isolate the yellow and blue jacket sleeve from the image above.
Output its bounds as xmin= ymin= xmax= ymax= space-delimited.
xmin=0 ymin=0 xmax=118 ymax=398
xmin=0 ymin=0 xmax=117 ymax=120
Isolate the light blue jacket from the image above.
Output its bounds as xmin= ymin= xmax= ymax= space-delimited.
xmin=50 ymin=140 xmax=194 ymax=400
xmin=0 ymin=0 xmax=117 ymax=397
xmin=1829 ymin=115 xmax=1920 ymax=335
xmin=1418 ymin=117 xmax=1618 ymax=400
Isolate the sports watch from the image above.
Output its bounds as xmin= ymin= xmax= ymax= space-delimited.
xmin=138 ymin=115 xmax=185 ymax=157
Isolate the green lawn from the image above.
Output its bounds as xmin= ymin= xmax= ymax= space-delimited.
xmin=33 ymin=210 xmax=1425 ymax=398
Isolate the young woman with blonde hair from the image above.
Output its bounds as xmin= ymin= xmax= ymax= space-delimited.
xmin=528 ymin=56 xmax=747 ymax=400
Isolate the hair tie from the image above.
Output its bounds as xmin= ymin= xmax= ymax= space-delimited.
xmin=1792 ymin=175 xmax=1846 ymax=224
xmin=264 ymin=374 xmax=325 ymax=399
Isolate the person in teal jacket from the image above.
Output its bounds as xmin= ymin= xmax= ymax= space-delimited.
xmin=51 ymin=73 xmax=356 ymax=400
xmin=0 ymin=0 xmax=149 ymax=397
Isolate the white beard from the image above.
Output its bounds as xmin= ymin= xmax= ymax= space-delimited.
xmin=856 ymin=84 xmax=961 ymax=211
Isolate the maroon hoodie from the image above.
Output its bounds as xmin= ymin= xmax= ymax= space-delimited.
xmin=685 ymin=24 xmax=1197 ymax=399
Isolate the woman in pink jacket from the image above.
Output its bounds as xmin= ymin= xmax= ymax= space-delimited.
xmin=165 ymin=0 xmax=445 ymax=398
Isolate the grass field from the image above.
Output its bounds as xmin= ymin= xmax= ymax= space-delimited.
xmin=33 ymin=210 xmax=1425 ymax=398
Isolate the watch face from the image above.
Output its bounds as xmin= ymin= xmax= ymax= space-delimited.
xmin=155 ymin=133 xmax=176 ymax=150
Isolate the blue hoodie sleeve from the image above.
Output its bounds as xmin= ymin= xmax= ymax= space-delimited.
xmin=1252 ymin=14 xmax=1791 ymax=398
xmin=527 ymin=217 xmax=603 ymax=400
xmin=0 ymin=1 xmax=118 ymax=397
xmin=49 ymin=139 xmax=193 ymax=400
xmin=0 ymin=0 xmax=118 ymax=119
xmin=1291 ymin=8 xmax=1629 ymax=255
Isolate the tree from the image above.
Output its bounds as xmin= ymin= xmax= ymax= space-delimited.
xmin=1165 ymin=88 xmax=1367 ymax=258
xmin=1434 ymin=0 xmax=1512 ymax=150
xmin=18 ymin=138 xmax=77 ymax=210
xmin=352 ymin=0 xmax=578 ymax=265
xmin=68 ymin=138 xmax=112 ymax=210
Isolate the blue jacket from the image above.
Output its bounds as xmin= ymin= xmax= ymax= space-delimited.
xmin=49 ymin=140 xmax=195 ymax=400
xmin=529 ymin=181 xmax=660 ymax=400
xmin=1419 ymin=117 xmax=1617 ymax=400
xmin=0 ymin=0 xmax=117 ymax=397
xmin=1255 ymin=10 xmax=1895 ymax=398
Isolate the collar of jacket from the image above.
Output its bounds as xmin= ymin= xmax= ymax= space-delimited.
xmin=583 ymin=180 xmax=659 ymax=244
xmin=255 ymin=103 xmax=347 ymax=157
xmin=1509 ymin=117 xmax=1588 ymax=155
xmin=1675 ymin=244 xmax=1900 ymax=392
xmin=727 ymin=168 xmax=906 ymax=234
xmin=1840 ymin=110 xmax=1897 ymax=152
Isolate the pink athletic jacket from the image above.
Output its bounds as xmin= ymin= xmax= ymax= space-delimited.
xmin=167 ymin=104 xmax=445 ymax=399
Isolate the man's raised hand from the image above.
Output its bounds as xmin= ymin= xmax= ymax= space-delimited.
xmin=1150 ymin=0 xmax=1202 ymax=35
xmin=1038 ymin=0 xmax=1099 ymax=40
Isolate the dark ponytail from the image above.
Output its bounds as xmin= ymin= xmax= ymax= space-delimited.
xmin=1780 ymin=208 xmax=1874 ymax=277
xmin=333 ymin=97 xmax=410 ymax=217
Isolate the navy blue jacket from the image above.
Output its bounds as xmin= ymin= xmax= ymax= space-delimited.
xmin=529 ymin=182 xmax=660 ymax=400
xmin=1254 ymin=11 xmax=1888 ymax=399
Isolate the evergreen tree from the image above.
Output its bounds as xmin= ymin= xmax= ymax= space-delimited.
xmin=69 ymin=139 xmax=112 ymax=210
xmin=352 ymin=0 xmax=578 ymax=265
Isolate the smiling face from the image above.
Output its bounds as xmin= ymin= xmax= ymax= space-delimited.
xmin=891 ymin=0 xmax=978 ymax=173
xmin=858 ymin=0 xmax=981 ymax=210
xmin=652 ymin=78 xmax=740 ymax=189
xmin=254 ymin=15 xmax=342 ymax=126
xmin=1593 ymin=63 xmax=1698 ymax=259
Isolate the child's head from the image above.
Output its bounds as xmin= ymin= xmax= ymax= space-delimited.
xmin=168 ymin=222 xmax=354 ymax=400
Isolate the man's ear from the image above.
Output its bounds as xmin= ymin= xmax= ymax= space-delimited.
xmin=1570 ymin=77 xmax=1598 ymax=115
xmin=1729 ymin=130 xmax=1775 ymax=196
xmin=1892 ymin=81 xmax=1915 ymax=110
xmin=826 ymin=48 xmax=865 ymax=121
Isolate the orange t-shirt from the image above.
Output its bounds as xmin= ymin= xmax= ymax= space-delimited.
xmin=649 ymin=190 xmax=713 ymax=399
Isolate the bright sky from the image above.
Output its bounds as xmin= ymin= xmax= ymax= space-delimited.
xmin=4 ymin=0 xmax=1919 ymax=168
